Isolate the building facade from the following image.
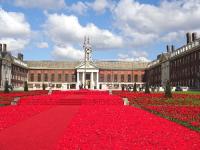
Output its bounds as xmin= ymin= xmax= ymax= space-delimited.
xmin=146 ymin=32 xmax=200 ymax=89
xmin=27 ymin=38 xmax=147 ymax=90
xmin=0 ymin=43 xmax=28 ymax=89
xmin=2 ymin=32 xmax=200 ymax=91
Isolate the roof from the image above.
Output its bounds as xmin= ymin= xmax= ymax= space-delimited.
xmin=96 ymin=61 xmax=148 ymax=70
xmin=26 ymin=60 xmax=148 ymax=70
xmin=26 ymin=61 xmax=80 ymax=69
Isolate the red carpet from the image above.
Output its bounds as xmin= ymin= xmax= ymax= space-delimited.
xmin=0 ymin=105 xmax=80 ymax=150
xmin=0 ymin=106 xmax=53 ymax=131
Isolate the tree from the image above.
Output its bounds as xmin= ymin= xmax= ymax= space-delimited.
xmin=4 ymin=80 xmax=9 ymax=93
xmin=42 ymin=83 xmax=46 ymax=90
xmin=24 ymin=81 xmax=28 ymax=92
xmin=165 ymin=80 xmax=172 ymax=98
xmin=133 ymin=82 xmax=137 ymax=92
xmin=145 ymin=83 xmax=150 ymax=93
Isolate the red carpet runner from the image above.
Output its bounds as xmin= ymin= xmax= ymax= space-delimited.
xmin=0 ymin=106 xmax=80 ymax=150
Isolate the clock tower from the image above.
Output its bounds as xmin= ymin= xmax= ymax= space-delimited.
xmin=83 ymin=36 xmax=92 ymax=62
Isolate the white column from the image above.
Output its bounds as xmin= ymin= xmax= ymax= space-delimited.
xmin=96 ymin=71 xmax=99 ymax=89
xmin=82 ymin=72 xmax=85 ymax=88
xmin=91 ymin=72 xmax=94 ymax=89
xmin=76 ymin=72 xmax=80 ymax=89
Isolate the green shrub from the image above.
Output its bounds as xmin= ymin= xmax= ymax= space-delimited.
xmin=4 ymin=80 xmax=9 ymax=93
xmin=133 ymin=82 xmax=137 ymax=92
xmin=145 ymin=83 xmax=150 ymax=93
xmin=24 ymin=81 xmax=28 ymax=92
xmin=165 ymin=80 xmax=172 ymax=98
xmin=122 ymin=85 xmax=125 ymax=91
xmin=42 ymin=83 xmax=46 ymax=90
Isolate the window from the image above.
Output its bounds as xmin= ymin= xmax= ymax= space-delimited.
xmin=114 ymin=74 xmax=118 ymax=82
xmin=56 ymin=84 xmax=62 ymax=88
xmin=128 ymin=74 xmax=131 ymax=82
xmin=199 ymin=52 xmax=200 ymax=60
xmin=100 ymin=74 xmax=104 ymax=82
xmin=51 ymin=74 xmax=55 ymax=82
xmin=65 ymin=74 xmax=68 ymax=82
xmin=141 ymin=75 xmax=145 ymax=82
xmin=44 ymin=73 xmax=48 ymax=82
xmin=30 ymin=73 xmax=34 ymax=82
xmin=35 ymin=84 xmax=40 ymax=88
xmin=38 ymin=73 xmax=41 ymax=82
xmin=134 ymin=75 xmax=138 ymax=82
xmin=58 ymin=74 xmax=62 ymax=82
xmin=121 ymin=75 xmax=124 ymax=82
xmin=72 ymin=74 xmax=76 ymax=82
xmin=107 ymin=74 xmax=111 ymax=82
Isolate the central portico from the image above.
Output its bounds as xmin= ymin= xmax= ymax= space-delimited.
xmin=76 ymin=37 xmax=99 ymax=89
xmin=76 ymin=61 xmax=99 ymax=89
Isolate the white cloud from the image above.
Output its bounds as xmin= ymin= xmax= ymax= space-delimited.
xmin=36 ymin=42 xmax=49 ymax=49
xmin=68 ymin=0 xmax=115 ymax=15
xmin=0 ymin=38 xmax=29 ymax=52
xmin=43 ymin=13 xmax=123 ymax=50
xmin=14 ymin=0 xmax=66 ymax=9
xmin=112 ymin=0 xmax=200 ymax=46
xmin=0 ymin=8 xmax=30 ymax=38
xmin=161 ymin=31 xmax=185 ymax=42
xmin=70 ymin=1 xmax=88 ymax=15
xmin=118 ymin=50 xmax=150 ymax=62
xmin=0 ymin=8 xmax=31 ymax=52
xmin=87 ymin=0 xmax=112 ymax=13
xmin=52 ymin=45 xmax=84 ymax=60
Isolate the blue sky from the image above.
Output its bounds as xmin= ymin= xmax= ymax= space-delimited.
xmin=0 ymin=0 xmax=200 ymax=61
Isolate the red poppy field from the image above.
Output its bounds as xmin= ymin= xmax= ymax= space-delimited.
xmin=113 ymin=91 xmax=200 ymax=130
xmin=0 ymin=90 xmax=200 ymax=149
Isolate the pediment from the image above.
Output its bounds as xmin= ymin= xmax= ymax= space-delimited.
xmin=159 ymin=54 xmax=167 ymax=62
xmin=76 ymin=61 xmax=98 ymax=70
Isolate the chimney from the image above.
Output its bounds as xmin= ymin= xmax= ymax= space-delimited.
xmin=192 ymin=32 xmax=197 ymax=42
xmin=3 ymin=44 xmax=7 ymax=52
xmin=171 ymin=45 xmax=175 ymax=52
xmin=166 ymin=45 xmax=170 ymax=53
xmin=0 ymin=44 xmax=2 ymax=52
xmin=18 ymin=53 xmax=24 ymax=61
xmin=186 ymin=32 xmax=192 ymax=44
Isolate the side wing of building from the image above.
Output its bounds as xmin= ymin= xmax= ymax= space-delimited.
xmin=146 ymin=32 xmax=200 ymax=89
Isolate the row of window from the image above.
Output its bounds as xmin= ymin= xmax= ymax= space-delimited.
xmin=12 ymin=74 xmax=27 ymax=81
xmin=29 ymin=84 xmax=76 ymax=89
xmin=30 ymin=73 xmax=76 ymax=82
xmin=30 ymin=73 xmax=143 ymax=83
xmin=99 ymin=74 xmax=140 ymax=82
xmin=171 ymin=51 xmax=200 ymax=68
xmin=172 ymin=78 xmax=198 ymax=87
xmin=171 ymin=65 xmax=200 ymax=79
xmin=12 ymin=65 xmax=27 ymax=73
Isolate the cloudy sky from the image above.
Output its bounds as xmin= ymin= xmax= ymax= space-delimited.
xmin=0 ymin=0 xmax=200 ymax=61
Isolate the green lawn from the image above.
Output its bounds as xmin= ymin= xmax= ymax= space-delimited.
xmin=173 ymin=91 xmax=200 ymax=94
xmin=164 ymin=98 xmax=200 ymax=106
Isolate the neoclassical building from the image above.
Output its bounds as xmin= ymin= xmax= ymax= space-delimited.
xmin=27 ymin=38 xmax=147 ymax=90
xmin=145 ymin=32 xmax=200 ymax=89
xmin=0 ymin=43 xmax=28 ymax=89
xmin=2 ymin=32 xmax=199 ymax=91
